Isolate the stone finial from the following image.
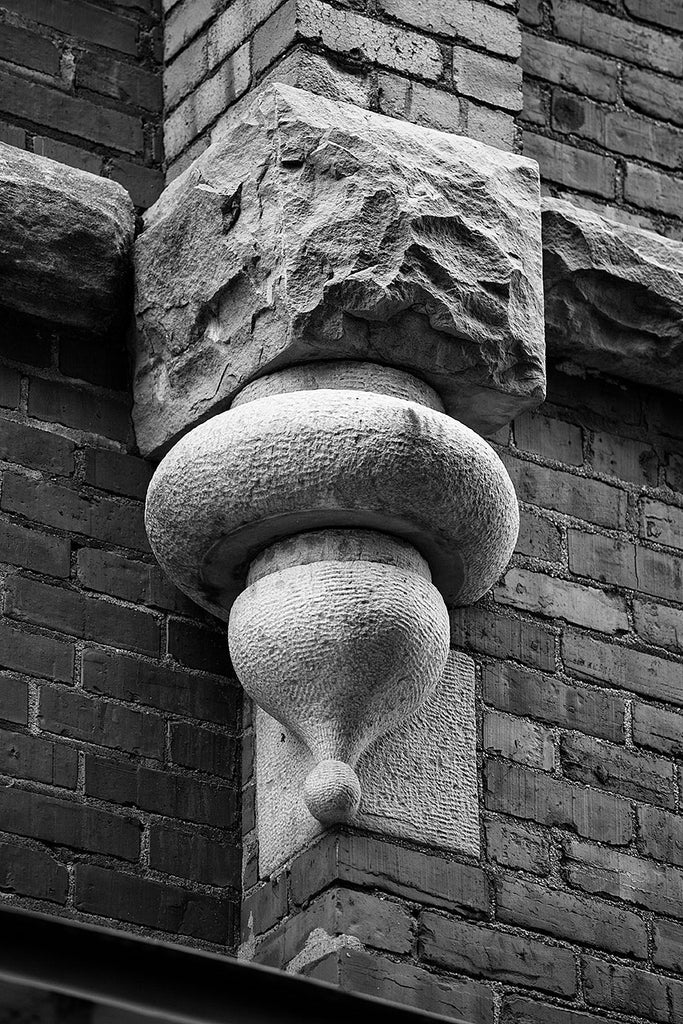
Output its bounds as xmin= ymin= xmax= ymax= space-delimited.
xmin=230 ymin=530 xmax=450 ymax=824
xmin=133 ymin=83 xmax=545 ymax=457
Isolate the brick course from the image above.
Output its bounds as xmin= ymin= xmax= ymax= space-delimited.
xmin=421 ymin=911 xmax=577 ymax=994
xmin=521 ymin=0 xmax=683 ymax=236
xmin=0 ymin=0 xmax=163 ymax=208
xmin=162 ymin=0 xmax=523 ymax=174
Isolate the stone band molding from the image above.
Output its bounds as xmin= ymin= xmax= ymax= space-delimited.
xmin=139 ymin=83 xmax=545 ymax=851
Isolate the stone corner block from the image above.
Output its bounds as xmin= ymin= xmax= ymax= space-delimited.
xmin=542 ymin=196 xmax=683 ymax=394
xmin=133 ymin=82 xmax=545 ymax=457
xmin=0 ymin=142 xmax=135 ymax=337
xmin=255 ymin=649 xmax=479 ymax=875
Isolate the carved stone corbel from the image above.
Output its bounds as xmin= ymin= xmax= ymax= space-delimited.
xmin=135 ymin=84 xmax=545 ymax=853
xmin=145 ymin=360 xmax=519 ymax=822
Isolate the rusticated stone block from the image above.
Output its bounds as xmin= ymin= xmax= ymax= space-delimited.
xmin=134 ymin=82 xmax=545 ymax=455
xmin=0 ymin=142 xmax=134 ymax=335
xmin=543 ymin=197 xmax=683 ymax=393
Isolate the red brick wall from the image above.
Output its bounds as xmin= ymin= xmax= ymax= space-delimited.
xmin=0 ymin=0 xmax=164 ymax=208
xmin=0 ymin=312 xmax=239 ymax=949
xmin=241 ymin=366 xmax=683 ymax=1023
xmin=520 ymin=0 xmax=683 ymax=239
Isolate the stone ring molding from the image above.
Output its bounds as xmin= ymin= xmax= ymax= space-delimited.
xmin=137 ymin=83 xmax=545 ymax=830
xmin=145 ymin=360 xmax=519 ymax=823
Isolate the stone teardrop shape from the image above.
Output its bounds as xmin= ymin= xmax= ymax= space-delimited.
xmin=228 ymin=555 xmax=450 ymax=823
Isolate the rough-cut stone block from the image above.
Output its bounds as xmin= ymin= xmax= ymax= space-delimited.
xmin=543 ymin=197 xmax=683 ymax=393
xmin=256 ymin=652 xmax=478 ymax=874
xmin=134 ymin=83 xmax=545 ymax=455
xmin=0 ymin=142 xmax=134 ymax=335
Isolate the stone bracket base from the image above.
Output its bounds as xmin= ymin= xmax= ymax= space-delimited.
xmin=255 ymin=651 xmax=479 ymax=876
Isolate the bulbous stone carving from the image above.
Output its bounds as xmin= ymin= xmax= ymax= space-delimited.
xmin=145 ymin=361 xmax=519 ymax=824
xmin=229 ymin=530 xmax=450 ymax=823
xmin=145 ymin=363 xmax=518 ymax=614
xmin=137 ymin=84 xmax=542 ymax=838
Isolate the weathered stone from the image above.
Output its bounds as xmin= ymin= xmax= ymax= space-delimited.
xmin=256 ymin=651 xmax=479 ymax=874
xmin=542 ymin=197 xmax=683 ymax=393
xmin=0 ymin=143 xmax=134 ymax=336
xmin=144 ymin=373 xmax=519 ymax=611
xmin=146 ymin=360 xmax=514 ymax=838
xmin=133 ymin=82 xmax=545 ymax=456
xmin=231 ymin=529 xmax=450 ymax=824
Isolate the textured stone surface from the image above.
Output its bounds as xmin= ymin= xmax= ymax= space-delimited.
xmin=133 ymin=82 xmax=545 ymax=456
xmin=145 ymin=386 xmax=519 ymax=611
xmin=231 ymin=529 xmax=449 ymax=823
xmin=0 ymin=142 xmax=135 ymax=335
xmin=232 ymin=360 xmax=445 ymax=412
xmin=543 ymin=197 xmax=683 ymax=392
xmin=256 ymin=651 xmax=479 ymax=874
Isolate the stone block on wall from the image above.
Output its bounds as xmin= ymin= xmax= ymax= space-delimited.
xmin=0 ymin=143 xmax=135 ymax=336
xmin=133 ymin=82 xmax=545 ymax=455
xmin=542 ymin=197 xmax=683 ymax=394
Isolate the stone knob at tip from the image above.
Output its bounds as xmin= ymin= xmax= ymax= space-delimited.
xmin=303 ymin=759 xmax=362 ymax=824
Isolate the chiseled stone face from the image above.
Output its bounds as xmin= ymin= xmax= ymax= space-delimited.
xmin=133 ymin=82 xmax=545 ymax=456
xmin=255 ymin=650 xmax=479 ymax=875
xmin=543 ymin=198 xmax=683 ymax=394
xmin=0 ymin=143 xmax=134 ymax=336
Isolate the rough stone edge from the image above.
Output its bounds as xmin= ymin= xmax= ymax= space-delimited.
xmin=542 ymin=196 xmax=683 ymax=395
xmin=0 ymin=141 xmax=135 ymax=337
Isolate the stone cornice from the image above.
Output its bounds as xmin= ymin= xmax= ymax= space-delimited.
xmin=542 ymin=197 xmax=683 ymax=395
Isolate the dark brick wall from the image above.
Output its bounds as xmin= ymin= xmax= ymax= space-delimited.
xmin=162 ymin=0 xmax=523 ymax=179
xmin=520 ymin=0 xmax=683 ymax=239
xmin=3 ymin=0 xmax=682 ymax=232
xmin=0 ymin=0 xmax=164 ymax=208
xmin=241 ymin=366 xmax=683 ymax=1023
xmin=3 ymin=1 xmax=683 ymax=1019
xmin=0 ymin=315 xmax=240 ymax=950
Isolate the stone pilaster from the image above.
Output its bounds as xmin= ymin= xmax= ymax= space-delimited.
xmin=134 ymin=79 xmax=545 ymax=981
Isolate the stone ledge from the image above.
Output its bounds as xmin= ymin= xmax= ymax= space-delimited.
xmin=0 ymin=143 xmax=135 ymax=338
xmin=542 ymin=197 xmax=683 ymax=395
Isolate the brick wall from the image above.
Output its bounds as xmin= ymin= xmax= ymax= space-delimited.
xmin=162 ymin=0 xmax=523 ymax=179
xmin=241 ymin=366 xmax=683 ymax=1024
xmin=0 ymin=0 xmax=164 ymax=208
xmin=0 ymin=313 xmax=240 ymax=949
xmin=520 ymin=0 xmax=683 ymax=239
